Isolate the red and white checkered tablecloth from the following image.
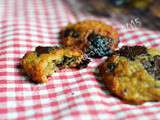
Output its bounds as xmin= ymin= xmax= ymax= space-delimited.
xmin=0 ymin=0 xmax=160 ymax=120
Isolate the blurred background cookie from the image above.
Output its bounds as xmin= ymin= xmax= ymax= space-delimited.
xmin=150 ymin=0 xmax=160 ymax=17
xmin=82 ymin=0 xmax=160 ymax=31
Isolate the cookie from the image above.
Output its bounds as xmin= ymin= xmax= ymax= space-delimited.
xmin=130 ymin=0 xmax=151 ymax=10
xmin=98 ymin=46 xmax=160 ymax=104
xmin=150 ymin=0 xmax=160 ymax=17
xmin=21 ymin=46 xmax=89 ymax=83
xmin=60 ymin=20 xmax=119 ymax=58
xmin=110 ymin=0 xmax=129 ymax=6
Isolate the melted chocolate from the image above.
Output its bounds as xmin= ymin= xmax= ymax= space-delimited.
xmin=107 ymin=63 xmax=116 ymax=72
xmin=56 ymin=56 xmax=77 ymax=68
xmin=142 ymin=55 xmax=160 ymax=80
xmin=76 ymin=58 xmax=91 ymax=68
xmin=35 ymin=46 xmax=53 ymax=56
xmin=118 ymin=46 xmax=147 ymax=60
xmin=86 ymin=33 xmax=113 ymax=58
xmin=63 ymin=28 xmax=80 ymax=38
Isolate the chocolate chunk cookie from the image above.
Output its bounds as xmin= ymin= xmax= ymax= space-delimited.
xmin=21 ymin=46 xmax=88 ymax=83
xmin=60 ymin=20 xmax=119 ymax=58
xmin=99 ymin=46 xmax=160 ymax=104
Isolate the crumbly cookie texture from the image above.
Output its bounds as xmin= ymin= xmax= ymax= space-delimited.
xmin=99 ymin=46 xmax=160 ymax=104
xmin=60 ymin=20 xmax=119 ymax=58
xmin=21 ymin=46 xmax=88 ymax=83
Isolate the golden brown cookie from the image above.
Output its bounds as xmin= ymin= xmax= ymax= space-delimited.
xmin=60 ymin=20 xmax=119 ymax=58
xmin=99 ymin=46 xmax=160 ymax=104
xmin=21 ymin=46 xmax=89 ymax=83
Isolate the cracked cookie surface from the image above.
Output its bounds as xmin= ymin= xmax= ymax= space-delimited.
xmin=99 ymin=46 xmax=160 ymax=104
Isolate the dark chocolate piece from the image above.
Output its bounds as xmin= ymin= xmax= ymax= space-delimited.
xmin=118 ymin=46 xmax=147 ymax=60
xmin=142 ymin=55 xmax=160 ymax=80
xmin=76 ymin=58 xmax=91 ymax=68
xmin=63 ymin=28 xmax=80 ymax=38
xmin=86 ymin=33 xmax=113 ymax=58
xmin=107 ymin=63 xmax=116 ymax=72
xmin=56 ymin=56 xmax=77 ymax=68
xmin=35 ymin=46 xmax=53 ymax=56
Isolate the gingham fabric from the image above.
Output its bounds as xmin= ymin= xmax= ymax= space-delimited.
xmin=0 ymin=0 xmax=160 ymax=120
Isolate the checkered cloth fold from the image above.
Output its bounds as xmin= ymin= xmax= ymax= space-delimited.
xmin=0 ymin=0 xmax=160 ymax=120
